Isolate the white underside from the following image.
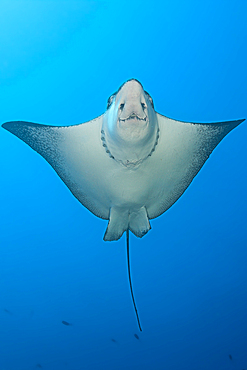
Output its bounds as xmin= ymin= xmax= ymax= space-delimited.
xmin=3 ymin=113 xmax=242 ymax=240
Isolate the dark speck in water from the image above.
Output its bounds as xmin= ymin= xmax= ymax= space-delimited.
xmin=134 ymin=334 xmax=139 ymax=340
xmin=36 ymin=364 xmax=42 ymax=368
xmin=111 ymin=338 xmax=117 ymax=343
xmin=62 ymin=320 xmax=72 ymax=326
xmin=4 ymin=308 xmax=13 ymax=315
xmin=228 ymin=354 xmax=232 ymax=360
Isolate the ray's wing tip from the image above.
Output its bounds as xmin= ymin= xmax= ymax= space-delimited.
xmin=2 ymin=121 xmax=43 ymax=134
xmin=2 ymin=121 xmax=21 ymax=131
xmin=232 ymin=118 xmax=245 ymax=129
xmin=2 ymin=121 xmax=14 ymax=132
xmin=2 ymin=121 xmax=9 ymax=129
xmin=232 ymin=118 xmax=245 ymax=125
xmin=218 ymin=118 xmax=245 ymax=129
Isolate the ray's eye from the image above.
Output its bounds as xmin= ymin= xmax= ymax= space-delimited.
xmin=107 ymin=94 xmax=115 ymax=109
xmin=141 ymin=103 xmax=146 ymax=110
xmin=119 ymin=103 xmax=125 ymax=111
xmin=144 ymin=91 xmax=154 ymax=108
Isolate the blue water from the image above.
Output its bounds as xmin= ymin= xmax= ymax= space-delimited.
xmin=0 ymin=1 xmax=247 ymax=369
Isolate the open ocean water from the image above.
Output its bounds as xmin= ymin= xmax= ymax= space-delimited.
xmin=0 ymin=1 xmax=246 ymax=369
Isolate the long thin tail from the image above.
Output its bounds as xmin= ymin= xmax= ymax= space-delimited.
xmin=126 ymin=229 xmax=142 ymax=331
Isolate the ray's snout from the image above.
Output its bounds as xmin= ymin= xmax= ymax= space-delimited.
xmin=117 ymin=82 xmax=148 ymax=121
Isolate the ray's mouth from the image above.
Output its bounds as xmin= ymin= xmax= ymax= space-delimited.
xmin=119 ymin=113 xmax=147 ymax=122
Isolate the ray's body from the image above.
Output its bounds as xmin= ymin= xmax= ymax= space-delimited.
xmin=2 ymin=79 xmax=244 ymax=331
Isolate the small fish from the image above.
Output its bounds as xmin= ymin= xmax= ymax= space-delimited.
xmin=62 ymin=320 xmax=72 ymax=326
xmin=111 ymin=338 xmax=117 ymax=343
xmin=229 ymin=354 xmax=232 ymax=360
xmin=134 ymin=334 xmax=139 ymax=340
xmin=36 ymin=364 xmax=42 ymax=368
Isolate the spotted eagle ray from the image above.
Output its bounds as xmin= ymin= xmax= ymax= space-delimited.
xmin=2 ymin=79 xmax=244 ymax=331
